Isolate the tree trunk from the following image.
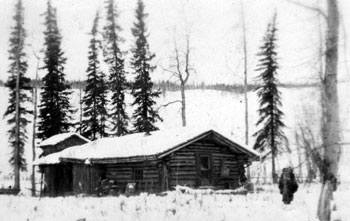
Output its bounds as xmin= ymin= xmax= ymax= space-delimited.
xmin=180 ymin=82 xmax=186 ymax=127
xmin=305 ymin=151 xmax=313 ymax=182
xmin=14 ymin=30 xmax=22 ymax=191
xmin=31 ymin=85 xmax=37 ymax=196
xmin=241 ymin=0 xmax=250 ymax=182
xmin=318 ymin=181 xmax=334 ymax=221
xmin=79 ymin=86 xmax=83 ymax=133
xmin=272 ymin=149 xmax=277 ymax=183
xmin=14 ymin=62 xmax=20 ymax=191
xmin=31 ymin=57 xmax=39 ymax=197
xmin=318 ymin=1 xmax=341 ymax=220
xmin=271 ymin=110 xmax=277 ymax=183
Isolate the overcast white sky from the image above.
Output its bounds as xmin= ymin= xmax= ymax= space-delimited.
xmin=0 ymin=0 xmax=350 ymax=84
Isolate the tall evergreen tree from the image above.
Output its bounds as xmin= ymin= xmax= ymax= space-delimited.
xmin=253 ymin=13 xmax=286 ymax=183
xmin=104 ymin=0 xmax=129 ymax=137
xmin=80 ymin=12 xmax=109 ymax=140
xmin=4 ymin=0 xmax=32 ymax=189
xmin=131 ymin=0 xmax=162 ymax=134
xmin=38 ymin=0 xmax=74 ymax=140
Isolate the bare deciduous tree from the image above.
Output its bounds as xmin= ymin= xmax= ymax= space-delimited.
xmin=161 ymin=30 xmax=194 ymax=127
xmin=240 ymin=0 xmax=251 ymax=181
xmin=287 ymin=1 xmax=341 ymax=220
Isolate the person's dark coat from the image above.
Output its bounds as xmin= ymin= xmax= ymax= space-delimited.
xmin=278 ymin=167 xmax=298 ymax=204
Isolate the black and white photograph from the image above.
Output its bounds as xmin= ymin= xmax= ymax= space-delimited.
xmin=0 ymin=0 xmax=349 ymax=220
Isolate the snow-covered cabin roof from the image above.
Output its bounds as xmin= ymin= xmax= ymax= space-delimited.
xmin=34 ymin=128 xmax=259 ymax=165
xmin=39 ymin=133 xmax=90 ymax=147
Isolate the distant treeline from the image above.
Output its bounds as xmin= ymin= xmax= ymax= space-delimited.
xmin=0 ymin=79 xmax=320 ymax=93
xmin=155 ymin=81 xmax=257 ymax=93
xmin=67 ymin=80 xmax=321 ymax=93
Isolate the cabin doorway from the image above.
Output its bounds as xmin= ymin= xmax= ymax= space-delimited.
xmin=196 ymin=153 xmax=213 ymax=186
xmin=43 ymin=163 xmax=73 ymax=196
xmin=54 ymin=163 xmax=73 ymax=195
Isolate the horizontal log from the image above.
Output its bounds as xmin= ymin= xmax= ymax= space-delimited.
xmin=171 ymin=161 xmax=195 ymax=165
xmin=115 ymin=180 xmax=159 ymax=184
xmin=171 ymin=167 xmax=197 ymax=171
xmin=171 ymin=171 xmax=197 ymax=176
xmin=106 ymin=174 xmax=132 ymax=179
xmin=213 ymin=161 xmax=237 ymax=166
xmin=104 ymin=165 xmax=157 ymax=169
xmin=172 ymin=154 xmax=195 ymax=158
xmin=106 ymin=169 xmax=158 ymax=175
xmin=212 ymin=153 xmax=237 ymax=158
xmin=171 ymin=155 xmax=196 ymax=159
xmin=212 ymin=158 xmax=237 ymax=162
xmin=188 ymin=142 xmax=217 ymax=147
xmin=105 ymin=169 xmax=132 ymax=173
xmin=170 ymin=165 xmax=196 ymax=170
xmin=106 ymin=173 xmax=159 ymax=178
xmin=106 ymin=169 xmax=158 ymax=174
xmin=143 ymin=175 xmax=159 ymax=179
xmin=106 ymin=171 xmax=131 ymax=175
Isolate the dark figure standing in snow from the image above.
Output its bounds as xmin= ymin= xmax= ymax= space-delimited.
xmin=279 ymin=167 xmax=298 ymax=204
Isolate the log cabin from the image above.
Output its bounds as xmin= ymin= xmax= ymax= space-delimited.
xmin=35 ymin=129 xmax=259 ymax=196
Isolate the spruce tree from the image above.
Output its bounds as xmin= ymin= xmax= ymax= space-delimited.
xmin=4 ymin=0 xmax=32 ymax=189
xmin=80 ymin=12 xmax=109 ymax=140
xmin=38 ymin=0 xmax=74 ymax=140
xmin=130 ymin=0 xmax=162 ymax=134
xmin=104 ymin=0 xmax=129 ymax=137
xmin=253 ymin=13 xmax=286 ymax=183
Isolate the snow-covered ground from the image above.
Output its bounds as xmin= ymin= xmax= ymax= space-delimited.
xmin=0 ymin=183 xmax=349 ymax=220
xmin=0 ymin=184 xmax=326 ymax=221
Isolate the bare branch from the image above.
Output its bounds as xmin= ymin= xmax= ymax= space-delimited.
xmin=157 ymin=100 xmax=182 ymax=110
xmin=298 ymin=125 xmax=324 ymax=172
xmin=158 ymin=63 xmax=180 ymax=77
xmin=184 ymin=30 xmax=190 ymax=84
xmin=173 ymin=34 xmax=184 ymax=83
xmin=286 ymin=0 xmax=327 ymax=20
xmin=340 ymin=14 xmax=350 ymax=77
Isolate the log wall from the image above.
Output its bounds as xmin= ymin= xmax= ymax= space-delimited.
xmin=104 ymin=162 xmax=160 ymax=193
xmin=169 ymin=139 xmax=248 ymax=189
xmin=100 ymin=139 xmax=249 ymax=192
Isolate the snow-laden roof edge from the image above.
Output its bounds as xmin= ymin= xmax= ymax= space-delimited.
xmin=34 ymin=128 xmax=259 ymax=165
xmin=156 ymin=129 xmax=259 ymax=159
xmin=39 ymin=132 xmax=90 ymax=147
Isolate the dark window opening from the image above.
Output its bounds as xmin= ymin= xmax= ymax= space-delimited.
xmin=200 ymin=156 xmax=210 ymax=170
xmin=197 ymin=154 xmax=212 ymax=183
xmin=134 ymin=169 xmax=144 ymax=181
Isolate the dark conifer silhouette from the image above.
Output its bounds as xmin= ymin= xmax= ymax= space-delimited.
xmin=130 ymin=0 xmax=162 ymax=134
xmin=104 ymin=0 xmax=129 ymax=136
xmin=4 ymin=0 xmax=32 ymax=190
xmin=38 ymin=0 xmax=75 ymax=140
xmin=253 ymin=13 xmax=287 ymax=183
xmin=79 ymin=12 xmax=109 ymax=140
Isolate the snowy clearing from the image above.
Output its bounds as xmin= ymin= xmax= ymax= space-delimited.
xmin=2 ymin=183 xmax=349 ymax=221
xmin=0 ymin=184 xmax=325 ymax=221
